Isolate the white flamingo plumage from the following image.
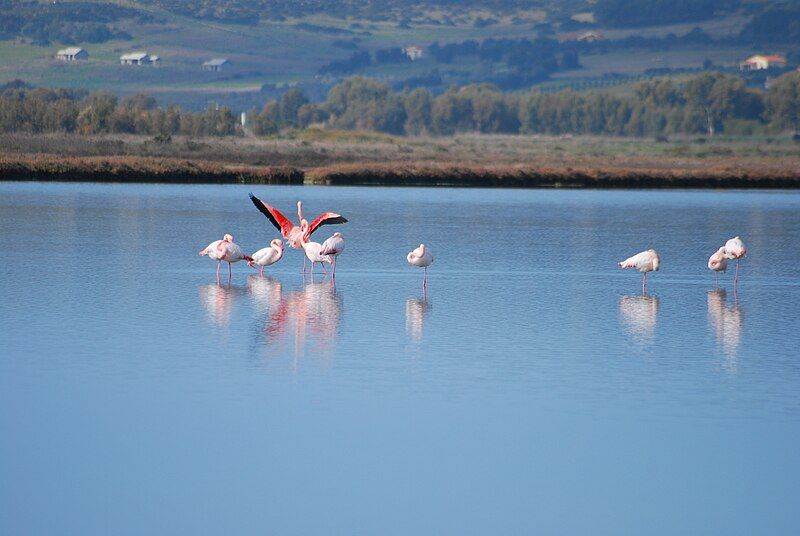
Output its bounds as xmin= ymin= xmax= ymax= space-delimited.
xmin=618 ymin=248 xmax=660 ymax=294
xmin=407 ymin=244 xmax=434 ymax=289
xmin=723 ymin=236 xmax=747 ymax=285
xmin=249 ymin=239 xmax=284 ymax=276
xmin=320 ymin=232 xmax=345 ymax=278
xmin=301 ymin=241 xmax=332 ymax=277
xmin=199 ymin=234 xmax=252 ymax=282
xmin=708 ymin=246 xmax=728 ymax=285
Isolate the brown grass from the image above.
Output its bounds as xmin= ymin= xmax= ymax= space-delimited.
xmin=306 ymin=162 xmax=800 ymax=188
xmin=0 ymin=154 xmax=302 ymax=184
xmin=2 ymin=132 xmax=800 ymax=188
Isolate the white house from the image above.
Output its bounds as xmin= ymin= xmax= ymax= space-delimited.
xmin=739 ymin=54 xmax=786 ymax=71
xmin=55 ymin=47 xmax=88 ymax=61
xmin=202 ymin=58 xmax=229 ymax=72
xmin=120 ymin=52 xmax=157 ymax=65
xmin=403 ymin=46 xmax=424 ymax=61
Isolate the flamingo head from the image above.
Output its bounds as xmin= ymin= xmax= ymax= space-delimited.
xmin=332 ymin=232 xmax=343 ymax=238
xmin=271 ymin=239 xmax=284 ymax=250
xmin=223 ymin=234 xmax=233 ymax=242
xmin=652 ymin=254 xmax=660 ymax=272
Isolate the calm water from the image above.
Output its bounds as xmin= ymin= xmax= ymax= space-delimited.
xmin=2 ymin=182 xmax=799 ymax=534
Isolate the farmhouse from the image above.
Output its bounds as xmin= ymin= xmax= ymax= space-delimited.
xmin=202 ymin=58 xmax=229 ymax=72
xmin=403 ymin=46 xmax=424 ymax=61
xmin=120 ymin=52 xmax=158 ymax=65
xmin=55 ymin=47 xmax=88 ymax=62
xmin=739 ymin=54 xmax=787 ymax=71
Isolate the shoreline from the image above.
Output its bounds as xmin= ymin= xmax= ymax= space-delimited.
xmin=2 ymin=153 xmax=799 ymax=189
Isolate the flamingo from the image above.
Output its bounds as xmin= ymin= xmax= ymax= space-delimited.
xmin=199 ymin=234 xmax=252 ymax=282
xmin=724 ymin=236 xmax=747 ymax=285
xmin=320 ymin=232 xmax=345 ymax=278
xmin=249 ymin=239 xmax=284 ymax=276
xmin=407 ymin=244 xmax=434 ymax=289
xmin=708 ymin=246 xmax=728 ymax=285
xmin=248 ymin=194 xmax=347 ymax=271
xmin=301 ymin=241 xmax=332 ymax=277
xmin=618 ymin=249 xmax=660 ymax=294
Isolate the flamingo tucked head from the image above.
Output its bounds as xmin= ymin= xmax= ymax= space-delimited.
xmin=271 ymin=239 xmax=285 ymax=250
xmin=649 ymin=249 xmax=660 ymax=271
xmin=223 ymin=234 xmax=234 ymax=242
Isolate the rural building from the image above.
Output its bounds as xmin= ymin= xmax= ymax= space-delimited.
xmin=403 ymin=46 xmax=424 ymax=61
xmin=202 ymin=58 xmax=229 ymax=72
xmin=55 ymin=47 xmax=88 ymax=62
xmin=739 ymin=54 xmax=786 ymax=71
xmin=558 ymin=30 xmax=604 ymax=43
xmin=120 ymin=52 xmax=159 ymax=65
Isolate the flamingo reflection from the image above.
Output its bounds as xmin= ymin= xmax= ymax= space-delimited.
xmin=707 ymin=289 xmax=743 ymax=370
xmin=405 ymin=297 xmax=431 ymax=343
xmin=254 ymin=279 xmax=342 ymax=357
xmin=199 ymin=283 xmax=244 ymax=326
xmin=618 ymin=295 xmax=659 ymax=344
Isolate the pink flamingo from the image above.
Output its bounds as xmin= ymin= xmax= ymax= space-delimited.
xmin=249 ymin=194 xmax=347 ymax=271
xmin=707 ymin=246 xmax=728 ymax=285
xmin=320 ymin=232 xmax=345 ymax=278
xmin=301 ymin=241 xmax=332 ymax=277
xmin=407 ymin=244 xmax=434 ymax=290
xmin=618 ymin=249 xmax=660 ymax=294
xmin=724 ymin=236 xmax=747 ymax=285
xmin=199 ymin=234 xmax=252 ymax=282
xmin=249 ymin=239 xmax=284 ymax=276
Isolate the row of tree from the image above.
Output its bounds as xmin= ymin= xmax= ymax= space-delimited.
xmin=1 ymin=72 xmax=799 ymax=138
xmin=248 ymin=72 xmax=800 ymax=137
xmin=0 ymin=84 xmax=237 ymax=136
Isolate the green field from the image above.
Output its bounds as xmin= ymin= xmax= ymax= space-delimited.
xmin=0 ymin=0 xmax=788 ymax=109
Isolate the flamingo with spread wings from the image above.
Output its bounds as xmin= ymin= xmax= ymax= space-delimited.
xmin=248 ymin=193 xmax=347 ymax=270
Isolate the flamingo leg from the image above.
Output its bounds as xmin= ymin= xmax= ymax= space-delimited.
xmin=322 ymin=262 xmax=328 ymax=277
xmin=332 ymin=258 xmax=337 ymax=279
xmin=642 ymin=272 xmax=647 ymax=295
xmin=216 ymin=260 xmax=221 ymax=283
xmin=423 ymin=267 xmax=428 ymax=289
xmin=227 ymin=262 xmax=232 ymax=282
xmin=260 ymin=266 xmax=264 ymax=277
xmin=734 ymin=260 xmax=740 ymax=285
xmin=303 ymin=256 xmax=307 ymax=275
xmin=715 ymin=271 xmax=719 ymax=286
xmin=311 ymin=261 xmax=315 ymax=277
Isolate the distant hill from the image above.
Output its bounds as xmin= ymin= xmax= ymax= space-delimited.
xmin=0 ymin=0 xmax=796 ymax=111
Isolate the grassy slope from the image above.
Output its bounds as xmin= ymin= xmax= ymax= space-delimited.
xmin=0 ymin=1 xmax=775 ymax=108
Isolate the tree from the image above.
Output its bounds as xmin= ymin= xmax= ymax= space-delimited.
xmin=403 ymin=88 xmax=433 ymax=135
xmin=77 ymin=91 xmax=117 ymax=134
xmin=276 ymin=88 xmax=308 ymax=127
xmin=766 ymin=71 xmax=800 ymax=135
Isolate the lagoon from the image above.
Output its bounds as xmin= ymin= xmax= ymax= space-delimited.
xmin=1 ymin=182 xmax=799 ymax=534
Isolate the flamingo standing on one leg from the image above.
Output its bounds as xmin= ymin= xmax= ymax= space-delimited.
xmin=407 ymin=244 xmax=434 ymax=290
xmin=618 ymin=248 xmax=660 ymax=294
xmin=301 ymin=241 xmax=332 ymax=278
xmin=249 ymin=239 xmax=284 ymax=276
xmin=199 ymin=234 xmax=252 ymax=283
xmin=320 ymin=232 xmax=345 ymax=278
xmin=708 ymin=246 xmax=728 ymax=286
xmin=248 ymin=194 xmax=347 ymax=272
xmin=724 ymin=236 xmax=747 ymax=286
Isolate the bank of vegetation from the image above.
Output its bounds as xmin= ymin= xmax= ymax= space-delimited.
xmin=2 ymin=71 xmax=800 ymax=139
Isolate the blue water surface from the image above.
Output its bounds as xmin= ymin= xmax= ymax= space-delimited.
xmin=1 ymin=182 xmax=799 ymax=534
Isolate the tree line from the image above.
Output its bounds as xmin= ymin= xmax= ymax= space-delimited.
xmin=0 ymin=1 xmax=145 ymax=45
xmin=2 ymin=72 xmax=799 ymax=138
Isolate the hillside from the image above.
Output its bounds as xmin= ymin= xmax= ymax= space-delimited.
xmin=0 ymin=0 xmax=797 ymax=111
